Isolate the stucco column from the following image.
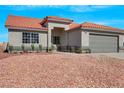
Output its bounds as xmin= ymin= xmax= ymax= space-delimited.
xmin=47 ymin=28 xmax=52 ymax=51
xmin=119 ymin=35 xmax=124 ymax=47
xmin=81 ymin=31 xmax=89 ymax=48
xmin=119 ymin=35 xmax=124 ymax=52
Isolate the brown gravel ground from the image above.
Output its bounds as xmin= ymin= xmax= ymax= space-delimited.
xmin=0 ymin=52 xmax=124 ymax=88
xmin=0 ymin=52 xmax=14 ymax=60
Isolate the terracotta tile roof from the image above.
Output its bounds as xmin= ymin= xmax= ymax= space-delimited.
xmin=69 ymin=23 xmax=81 ymax=30
xmin=81 ymin=22 xmax=124 ymax=31
xmin=5 ymin=15 xmax=124 ymax=33
xmin=68 ymin=22 xmax=124 ymax=32
xmin=5 ymin=15 xmax=47 ymax=30
xmin=41 ymin=16 xmax=73 ymax=25
xmin=47 ymin=16 xmax=73 ymax=22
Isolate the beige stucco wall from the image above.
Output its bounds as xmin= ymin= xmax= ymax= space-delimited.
xmin=9 ymin=30 xmax=22 ymax=46
xmin=67 ymin=29 xmax=89 ymax=48
xmin=52 ymin=29 xmax=68 ymax=46
xmin=61 ymin=31 xmax=68 ymax=46
xmin=47 ymin=22 xmax=69 ymax=48
xmin=48 ymin=22 xmax=69 ymax=30
xmin=68 ymin=30 xmax=81 ymax=47
xmin=82 ymin=30 xmax=124 ymax=52
xmin=8 ymin=26 xmax=124 ymax=53
xmin=81 ymin=31 xmax=89 ymax=48
xmin=8 ymin=29 xmax=47 ymax=48
xmin=119 ymin=35 xmax=124 ymax=47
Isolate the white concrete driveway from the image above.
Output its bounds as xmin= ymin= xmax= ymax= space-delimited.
xmin=92 ymin=53 xmax=124 ymax=59
xmin=57 ymin=52 xmax=124 ymax=59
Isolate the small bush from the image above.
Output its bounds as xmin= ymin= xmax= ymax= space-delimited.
xmin=35 ymin=46 xmax=39 ymax=52
xmin=8 ymin=45 xmax=13 ymax=53
xmin=14 ymin=46 xmax=22 ymax=51
xmin=52 ymin=44 xmax=57 ymax=51
xmin=21 ymin=44 xmax=25 ymax=51
xmin=39 ymin=44 xmax=42 ymax=51
xmin=70 ymin=47 xmax=75 ymax=52
xmin=31 ymin=44 xmax=35 ymax=51
xmin=82 ymin=47 xmax=91 ymax=53
xmin=75 ymin=47 xmax=82 ymax=53
xmin=46 ymin=47 xmax=52 ymax=52
xmin=49 ymin=48 xmax=52 ymax=52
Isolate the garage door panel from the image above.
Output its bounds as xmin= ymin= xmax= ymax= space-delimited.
xmin=89 ymin=34 xmax=118 ymax=53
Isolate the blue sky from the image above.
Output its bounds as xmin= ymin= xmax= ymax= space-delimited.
xmin=0 ymin=5 xmax=124 ymax=42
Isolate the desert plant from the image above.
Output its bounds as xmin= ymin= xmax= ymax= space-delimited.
xmin=85 ymin=48 xmax=91 ymax=53
xmin=39 ymin=44 xmax=42 ymax=51
xmin=6 ymin=43 xmax=9 ymax=52
xmin=21 ymin=44 xmax=25 ymax=51
xmin=49 ymin=47 xmax=52 ymax=52
xmin=47 ymin=47 xmax=52 ymax=52
xmin=31 ymin=44 xmax=35 ymax=51
xmin=8 ymin=45 xmax=13 ymax=53
xmin=35 ymin=46 xmax=39 ymax=52
xmin=14 ymin=46 xmax=21 ymax=51
xmin=82 ymin=47 xmax=91 ymax=53
xmin=70 ymin=46 xmax=75 ymax=52
xmin=51 ymin=44 xmax=57 ymax=51
xmin=75 ymin=47 xmax=82 ymax=53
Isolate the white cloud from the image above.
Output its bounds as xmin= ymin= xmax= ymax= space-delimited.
xmin=6 ymin=5 xmax=43 ymax=11
xmin=3 ymin=5 xmax=65 ymax=11
xmin=94 ymin=19 xmax=124 ymax=25
xmin=1 ymin=5 xmax=112 ymax=12
xmin=69 ymin=5 xmax=112 ymax=12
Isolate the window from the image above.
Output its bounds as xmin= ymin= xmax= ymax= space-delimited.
xmin=23 ymin=33 xmax=30 ymax=43
xmin=53 ymin=36 xmax=60 ymax=44
xmin=22 ymin=32 xmax=39 ymax=44
xmin=31 ymin=33 xmax=39 ymax=43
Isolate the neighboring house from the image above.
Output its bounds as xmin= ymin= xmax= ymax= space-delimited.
xmin=5 ymin=15 xmax=124 ymax=53
xmin=0 ymin=42 xmax=7 ymax=51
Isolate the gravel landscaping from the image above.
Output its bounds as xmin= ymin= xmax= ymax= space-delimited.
xmin=0 ymin=52 xmax=124 ymax=88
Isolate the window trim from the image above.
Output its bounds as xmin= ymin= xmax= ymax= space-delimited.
xmin=22 ymin=32 xmax=39 ymax=44
xmin=53 ymin=36 xmax=60 ymax=44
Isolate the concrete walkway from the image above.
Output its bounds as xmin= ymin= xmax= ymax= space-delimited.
xmin=92 ymin=53 xmax=124 ymax=59
xmin=56 ymin=52 xmax=124 ymax=59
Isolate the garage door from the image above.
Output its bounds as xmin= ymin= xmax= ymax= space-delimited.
xmin=89 ymin=34 xmax=118 ymax=53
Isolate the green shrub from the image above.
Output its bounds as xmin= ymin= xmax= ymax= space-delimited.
xmin=14 ymin=46 xmax=22 ymax=51
xmin=31 ymin=44 xmax=35 ymax=51
xmin=6 ymin=43 xmax=9 ymax=52
xmin=47 ymin=47 xmax=52 ymax=52
xmin=70 ymin=47 xmax=75 ymax=52
xmin=49 ymin=48 xmax=52 ymax=51
xmin=51 ymin=44 xmax=57 ymax=51
xmin=86 ymin=48 xmax=91 ymax=53
xmin=75 ymin=47 xmax=82 ymax=53
xmin=8 ymin=45 xmax=13 ymax=53
xmin=35 ymin=46 xmax=39 ymax=52
xmin=82 ymin=47 xmax=91 ymax=53
xmin=39 ymin=44 xmax=42 ymax=51
xmin=21 ymin=44 xmax=25 ymax=51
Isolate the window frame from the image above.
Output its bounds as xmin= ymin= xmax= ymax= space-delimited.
xmin=22 ymin=32 xmax=39 ymax=44
xmin=53 ymin=36 xmax=60 ymax=44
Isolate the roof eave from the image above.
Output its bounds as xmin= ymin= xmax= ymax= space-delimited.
xmin=67 ymin=25 xmax=81 ymax=31
xmin=81 ymin=27 xmax=124 ymax=34
xmin=6 ymin=26 xmax=48 ymax=32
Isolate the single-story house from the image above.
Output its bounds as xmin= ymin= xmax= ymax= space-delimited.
xmin=5 ymin=15 xmax=124 ymax=53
